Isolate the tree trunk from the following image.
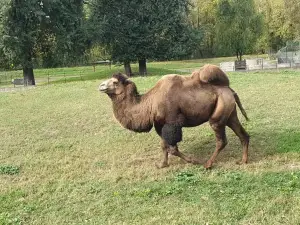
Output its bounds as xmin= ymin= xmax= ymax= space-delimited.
xmin=23 ymin=67 xmax=35 ymax=85
xmin=124 ymin=61 xmax=132 ymax=77
xmin=236 ymin=49 xmax=243 ymax=61
xmin=138 ymin=58 xmax=147 ymax=75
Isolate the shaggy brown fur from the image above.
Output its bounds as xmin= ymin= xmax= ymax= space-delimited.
xmin=99 ymin=64 xmax=249 ymax=169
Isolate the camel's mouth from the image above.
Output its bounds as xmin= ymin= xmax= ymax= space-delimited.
xmin=99 ymin=82 xmax=109 ymax=93
xmin=99 ymin=87 xmax=108 ymax=93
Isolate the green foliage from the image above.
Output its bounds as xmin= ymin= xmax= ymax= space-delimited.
xmin=1 ymin=0 xmax=88 ymax=72
xmin=1 ymin=0 xmax=300 ymax=70
xmin=215 ymin=0 xmax=263 ymax=60
xmin=89 ymin=0 xmax=202 ymax=65
xmin=254 ymin=0 xmax=300 ymax=52
xmin=40 ymin=0 xmax=89 ymax=67
xmin=191 ymin=0 xmax=300 ymax=56
xmin=0 ymin=1 xmax=10 ymax=69
xmin=175 ymin=171 xmax=198 ymax=183
xmin=86 ymin=44 xmax=111 ymax=63
xmin=284 ymin=0 xmax=300 ymax=38
xmin=189 ymin=0 xmax=218 ymax=57
xmin=2 ymin=0 xmax=43 ymax=69
xmin=0 ymin=165 xmax=20 ymax=175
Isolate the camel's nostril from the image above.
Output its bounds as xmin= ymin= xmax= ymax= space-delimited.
xmin=99 ymin=83 xmax=108 ymax=92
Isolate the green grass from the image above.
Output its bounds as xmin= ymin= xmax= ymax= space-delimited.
xmin=0 ymin=54 xmax=267 ymax=86
xmin=0 ymin=165 xmax=20 ymax=175
xmin=1 ymin=63 xmax=300 ymax=224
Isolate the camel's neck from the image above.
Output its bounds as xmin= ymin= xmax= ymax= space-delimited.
xmin=112 ymin=93 xmax=154 ymax=132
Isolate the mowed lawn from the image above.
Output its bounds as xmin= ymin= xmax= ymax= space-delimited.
xmin=0 ymin=54 xmax=267 ymax=86
xmin=1 ymin=65 xmax=300 ymax=224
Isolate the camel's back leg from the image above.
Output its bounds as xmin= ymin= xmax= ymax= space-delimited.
xmin=205 ymin=123 xmax=227 ymax=169
xmin=227 ymin=107 xmax=250 ymax=164
xmin=205 ymin=91 xmax=234 ymax=169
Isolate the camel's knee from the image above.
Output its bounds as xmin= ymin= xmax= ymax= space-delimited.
xmin=162 ymin=124 xmax=182 ymax=146
xmin=240 ymin=129 xmax=250 ymax=145
xmin=216 ymin=137 xmax=228 ymax=150
xmin=160 ymin=140 xmax=168 ymax=150
xmin=245 ymin=132 xmax=250 ymax=141
xmin=243 ymin=134 xmax=250 ymax=145
xmin=210 ymin=124 xmax=227 ymax=149
xmin=167 ymin=146 xmax=179 ymax=156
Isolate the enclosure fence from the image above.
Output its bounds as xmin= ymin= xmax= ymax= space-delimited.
xmin=1 ymin=59 xmax=300 ymax=89
xmin=220 ymin=58 xmax=300 ymax=72
xmin=0 ymin=70 xmax=87 ymax=88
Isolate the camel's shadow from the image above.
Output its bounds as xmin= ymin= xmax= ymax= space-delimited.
xmin=177 ymin=128 xmax=299 ymax=166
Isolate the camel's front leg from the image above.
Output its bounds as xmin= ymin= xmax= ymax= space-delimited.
xmin=159 ymin=124 xmax=202 ymax=166
xmin=157 ymin=140 xmax=202 ymax=168
xmin=166 ymin=143 xmax=202 ymax=165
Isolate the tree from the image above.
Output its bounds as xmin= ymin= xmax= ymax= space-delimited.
xmin=283 ymin=0 xmax=300 ymax=39
xmin=2 ymin=0 xmax=46 ymax=85
xmin=215 ymin=0 xmax=263 ymax=60
xmin=254 ymin=0 xmax=300 ymax=52
xmin=41 ymin=0 xmax=89 ymax=67
xmin=0 ymin=1 xmax=10 ymax=69
xmin=189 ymin=0 xmax=218 ymax=57
xmin=89 ymin=0 xmax=201 ymax=76
xmin=1 ymin=0 xmax=88 ymax=84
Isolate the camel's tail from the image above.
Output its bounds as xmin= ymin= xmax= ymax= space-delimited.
xmin=230 ymin=88 xmax=249 ymax=121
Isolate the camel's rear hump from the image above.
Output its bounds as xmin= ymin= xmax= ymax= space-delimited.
xmin=192 ymin=64 xmax=230 ymax=86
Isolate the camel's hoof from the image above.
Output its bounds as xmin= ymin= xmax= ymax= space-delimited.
xmin=204 ymin=161 xmax=213 ymax=170
xmin=236 ymin=160 xmax=248 ymax=165
xmin=155 ymin=162 xmax=169 ymax=169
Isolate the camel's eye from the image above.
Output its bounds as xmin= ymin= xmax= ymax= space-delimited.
xmin=113 ymin=81 xmax=118 ymax=86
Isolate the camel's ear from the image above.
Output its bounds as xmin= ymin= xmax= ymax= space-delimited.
xmin=124 ymin=79 xmax=133 ymax=85
xmin=112 ymin=73 xmax=128 ymax=84
xmin=121 ymin=74 xmax=129 ymax=82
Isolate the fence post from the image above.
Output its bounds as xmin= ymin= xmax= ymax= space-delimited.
xmin=13 ymin=72 xmax=15 ymax=87
xmin=64 ymin=72 xmax=66 ymax=83
xmin=47 ymin=72 xmax=50 ymax=85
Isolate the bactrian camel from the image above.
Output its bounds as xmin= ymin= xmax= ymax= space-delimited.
xmin=99 ymin=64 xmax=249 ymax=169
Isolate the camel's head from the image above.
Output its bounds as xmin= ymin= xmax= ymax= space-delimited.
xmin=99 ymin=73 xmax=137 ymax=96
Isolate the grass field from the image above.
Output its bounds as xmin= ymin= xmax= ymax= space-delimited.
xmin=0 ymin=54 xmax=267 ymax=86
xmin=1 ymin=61 xmax=300 ymax=224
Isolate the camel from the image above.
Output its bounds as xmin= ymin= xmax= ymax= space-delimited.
xmin=99 ymin=64 xmax=249 ymax=169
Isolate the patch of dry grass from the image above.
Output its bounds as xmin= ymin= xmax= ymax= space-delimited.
xmin=1 ymin=68 xmax=300 ymax=224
